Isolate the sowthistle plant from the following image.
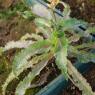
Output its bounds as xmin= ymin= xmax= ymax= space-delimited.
xmin=1 ymin=0 xmax=95 ymax=95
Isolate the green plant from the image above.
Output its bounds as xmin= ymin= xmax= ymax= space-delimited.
xmin=0 ymin=1 xmax=35 ymax=20
xmin=1 ymin=0 xmax=95 ymax=95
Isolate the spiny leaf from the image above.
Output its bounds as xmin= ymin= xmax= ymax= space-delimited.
xmin=69 ymin=45 xmax=95 ymax=63
xmin=59 ymin=18 xmax=88 ymax=35
xmin=15 ymin=52 xmax=53 ymax=95
xmin=2 ymin=62 xmax=33 ymax=95
xmin=68 ymin=34 xmax=80 ymax=43
xmin=77 ymin=51 xmax=95 ymax=63
xmin=75 ymin=42 xmax=95 ymax=49
xmin=15 ymin=61 xmax=47 ymax=95
xmin=36 ymin=26 xmax=51 ymax=38
xmin=68 ymin=61 xmax=95 ymax=95
xmin=12 ymin=40 xmax=51 ymax=76
xmin=55 ymin=36 xmax=68 ymax=79
xmin=56 ymin=48 xmax=68 ymax=79
xmin=34 ymin=18 xmax=51 ymax=28
xmin=32 ymin=3 xmax=53 ymax=20
xmin=2 ymin=40 xmax=51 ymax=95
xmin=2 ymin=72 xmax=15 ymax=95
xmin=21 ymin=33 xmax=43 ymax=41
xmin=4 ymin=41 xmax=33 ymax=51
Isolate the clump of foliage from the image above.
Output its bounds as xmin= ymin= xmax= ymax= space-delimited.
xmin=0 ymin=0 xmax=35 ymax=20
xmin=1 ymin=0 xmax=95 ymax=95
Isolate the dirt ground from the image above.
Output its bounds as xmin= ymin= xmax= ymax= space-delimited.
xmin=63 ymin=0 xmax=95 ymax=23
xmin=0 ymin=0 xmax=95 ymax=95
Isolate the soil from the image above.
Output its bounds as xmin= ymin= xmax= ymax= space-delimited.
xmin=0 ymin=0 xmax=95 ymax=95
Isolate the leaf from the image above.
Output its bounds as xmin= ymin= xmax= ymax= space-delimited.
xmin=23 ymin=0 xmax=58 ymax=20
xmin=36 ymin=26 xmax=51 ymax=38
xmin=2 ymin=40 xmax=51 ymax=95
xmin=69 ymin=46 xmax=95 ymax=63
xmin=56 ymin=47 xmax=68 ymax=79
xmin=18 ymin=11 xmax=35 ymax=19
xmin=15 ymin=62 xmax=46 ymax=95
xmin=29 ymin=70 xmax=51 ymax=88
xmin=68 ymin=34 xmax=80 ymax=43
xmin=12 ymin=40 xmax=51 ymax=76
xmin=2 ymin=60 xmax=34 ymax=95
xmin=67 ymin=61 xmax=95 ymax=95
xmin=15 ymin=52 xmax=53 ymax=95
xmin=86 ymin=26 xmax=95 ymax=34
xmin=77 ymin=51 xmax=95 ymax=63
xmin=0 ymin=47 xmax=4 ymax=56
xmin=2 ymin=72 xmax=15 ymax=95
xmin=34 ymin=18 xmax=51 ymax=28
xmin=32 ymin=4 xmax=53 ymax=20
xmin=21 ymin=33 xmax=43 ymax=41
xmin=75 ymin=42 xmax=95 ymax=49
xmin=59 ymin=18 xmax=88 ymax=36
xmin=4 ymin=41 xmax=33 ymax=51
xmin=55 ymin=36 xmax=68 ymax=79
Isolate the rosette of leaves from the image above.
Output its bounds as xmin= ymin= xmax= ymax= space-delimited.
xmin=1 ymin=0 xmax=95 ymax=95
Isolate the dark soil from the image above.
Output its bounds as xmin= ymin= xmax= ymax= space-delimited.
xmin=63 ymin=0 xmax=95 ymax=23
